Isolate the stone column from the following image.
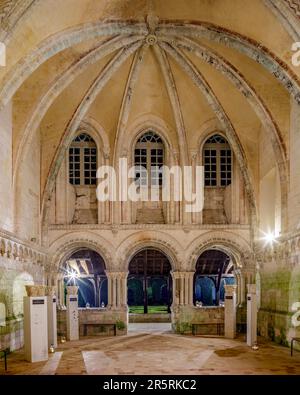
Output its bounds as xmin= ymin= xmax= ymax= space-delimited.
xmin=121 ymin=272 xmax=128 ymax=308
xmin=57 ymin=274 xmax=65 ymax=307
xmin=171 ymin=272 xmax=180 ymax=308
xmin=179 ymin=274 xmax=184 ymax=305
xmin=104 ymin=153 xmax=111 ymax=223
xmin=106 ymin=271 xmax=128 ymax=309
xmin=240 ymin=271 xmax=246 ymax=304
xmin=184 ymin=274 xmax=189 ymax=305
xmin=116 ymin=274 xmax=121 ymax=308
xmin=106 ymin=272 xmax=113 ymax=309
xmin=224 ymin=284 xmax=237 ymax=339
xmin=246 ymin=284 xmax=257 ymax=347
xmin=188 ymin=272 xmax=194 ymax=305
xmin=46 ymin=286 xmax=57 ymax=348
xmin=112 ymin=274 xmax=117 ymax=309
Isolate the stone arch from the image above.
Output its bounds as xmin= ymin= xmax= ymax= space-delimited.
xmin=119 ymin=114 xmax=178 ymax=166
xmin=185 ymin=231 xmax=252 ymax=272
xmin=1 ymin=19 xmax=299 ymax=116
xmin=78 ymin=117 xmax=110 ymax=158
xmin=0 ymin=0 xmax=37 ymax=43
xmin=117 ymin=231 xmax=182 ymax=272
xmin=163 ymin=35 xmax=288 ymax=228
xmin=41 ymin=40 xmax=142 ymax=226
xmin=0 ymin=21 xmax=147 ymax=110
xmin=49 ymin=232 xmax=114 ymax=272
xmin=198 ymin=129 xmax=230 ymax=155
xmin=12 ymin=35 xmax=137 ymax=189
xmin=186 ymin=231 xmax=253 ymax=306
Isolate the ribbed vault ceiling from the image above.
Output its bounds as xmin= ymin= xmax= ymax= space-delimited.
xmin=0 ymin=1 xmax=299 ymax=228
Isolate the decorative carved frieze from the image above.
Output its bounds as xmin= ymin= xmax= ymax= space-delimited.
xmin=0 ymin=229 xmax=47 ymax=265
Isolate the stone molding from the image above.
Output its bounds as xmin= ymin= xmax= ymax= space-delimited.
xmin=0 ymin=228 xmax=47 ymax=265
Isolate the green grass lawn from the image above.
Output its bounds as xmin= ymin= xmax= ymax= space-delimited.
xmin=129 ymin=305 xmax=169 ymax=314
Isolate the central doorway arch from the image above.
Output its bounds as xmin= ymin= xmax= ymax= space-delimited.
xmin=127 ymin=249 xmax=172 ymax=314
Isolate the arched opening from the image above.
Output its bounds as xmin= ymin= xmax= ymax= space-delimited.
xmin=194 ymin=249 xmax=236 ymax=306
xmin=203 ymin=134 xmax=232 ymax=188
xmin=202 ymin=133 xmax=243 ymax=225
xmin=134 ymin=131 xmax=165 ymax=224
xmin=62 ymin=248 xmax=107 ymax=308
xmin=128 ymin=249 xmax=172 ymax=314
xmin=69 ymin=133 xmax=97 ymax=186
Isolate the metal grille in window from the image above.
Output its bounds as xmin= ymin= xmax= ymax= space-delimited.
xmin=220 ymin=149 xmax=231 ymax=186
xmin=69 ymin=147 xmax=81 ymax=185
xmin=134 ymin=131 xmax=164 ymax=187
xmin=69 ymin=133 xmax=97 ymax=186
xmin=137 ymin=131 xmax=162 ymax=143
xmin=151 ymin=148 xmax=163 ymax=186
xmin=84 ymin=147 xmax=97 ymax=185
xmin=205 ymin=134 xmax=227 ymax=144
xmin=134 ymin=148 xmax=147 ymax=186
xmin=203 ymin=134 xmax=232 ymax=187
xmin=204 ymin=149 xmax=217 ymax=186
xmin=74 ymin=133 xmax=94 ymax=142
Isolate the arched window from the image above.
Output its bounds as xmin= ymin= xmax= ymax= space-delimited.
xmin=69 ymin=133 xmax=97 ymax=185
xmin=134 ymin=131 xmax=164 ymax=187
xmin=203 ymin=134 xmax=232 ymax=187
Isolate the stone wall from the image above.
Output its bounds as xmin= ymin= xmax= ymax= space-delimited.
xmin=0 ymin=255 xmax=45 ymax=350
xmin=57 ymin=308 xmax=128 ymax=339
xmin=0 ymin=102 xmax=13 ymax=232
xmin=129 ymin=313 xmax=171 ymax=323
xmin=172 ymin=305 xmax=225 ymax=335
xmin=257 ymin=234 xmax=300 ymax=348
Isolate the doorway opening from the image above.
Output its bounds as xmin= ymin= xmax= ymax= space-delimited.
xmin=127 ymin=249 xmax=172 ymax=315
xmin=194 ymin=249 xmax=236 ymax=306
xmin=62 ymin=248 xmax=108 ymax=308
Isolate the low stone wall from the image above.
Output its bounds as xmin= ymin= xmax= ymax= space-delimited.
xmin=129 ymin=313 xmax=171 ymax=323
xmin=172 ymin=305 xmax=225 ymax=335
xmin=57 ymin=308 xmax=128 ymax=339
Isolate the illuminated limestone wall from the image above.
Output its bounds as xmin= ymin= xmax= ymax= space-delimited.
xmin=257 ymin=98 xmax=300 ymax=346
xmin=0 ymin=102 xmax=13 ymax=232
xmin=257 ymin=236 xmax=300 ymax=347
xmin=0 ymin=247 xmax=45 ymax=351
xmin=0 ymin=0 xmax=300 ymax=349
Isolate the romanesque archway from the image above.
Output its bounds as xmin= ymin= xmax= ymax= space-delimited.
xmin=128 ymin=248 xmax=172 ymax=314
xmin=194 ymin=249 xmax=236 ymax=307
xmin=61 ymin=248 xmax=108 ymax=308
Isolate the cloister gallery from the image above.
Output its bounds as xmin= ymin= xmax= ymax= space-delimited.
xmin=0 ymin=0 xmax=300 ymax=376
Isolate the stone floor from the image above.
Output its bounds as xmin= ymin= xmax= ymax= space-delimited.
xmin=1 ymin=323 xmax=300 ymax=375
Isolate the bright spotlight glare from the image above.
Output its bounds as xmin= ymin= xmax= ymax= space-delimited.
xmin=262 ymin=231 xmax=277 ymax=245
xmin=64 ymin=269 xmax=79 ymax=284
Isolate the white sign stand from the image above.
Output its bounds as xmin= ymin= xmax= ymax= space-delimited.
xmin=47 ymin=295 xmax=57 ymax=348
xmin=23 ymin=296 xmax=48 ymax=362
xmin=224 ymin=285 xmax=237 ymax=339
xmin=66 ymin=294 xmax=79 ymax=341
xmin=247 ymin=284 xmax=257 ymax=346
